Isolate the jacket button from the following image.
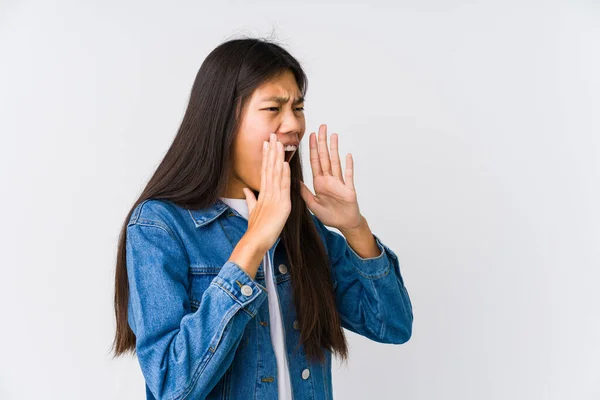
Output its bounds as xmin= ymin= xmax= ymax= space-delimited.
xmin=278 ymin=264 xmax=288 ymax=274
xmin=241 ymin=285 xmax=253 ymax=296
xmin=301 ymin=368 xmax=310 ymax=380
xmin=293 ymin=320 xmax=299 ymax=330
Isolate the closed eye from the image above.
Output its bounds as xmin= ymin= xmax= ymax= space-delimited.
xmin=264 ymin=107 xmax=305 ymax=112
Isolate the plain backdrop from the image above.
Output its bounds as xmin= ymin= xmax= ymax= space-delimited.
xmin=1 ymin=0 xmax=598 ymax=399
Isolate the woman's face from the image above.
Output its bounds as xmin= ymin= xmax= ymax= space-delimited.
xmin=224 ymin=69 xmax=306 ymax=198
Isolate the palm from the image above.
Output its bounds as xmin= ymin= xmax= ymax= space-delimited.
xmin=299 ymin=124 xmax=362 ymax=231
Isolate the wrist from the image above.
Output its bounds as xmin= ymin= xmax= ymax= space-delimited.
xmin=229 ymin=235 xmax=268 ymax=279
xmin=340 ymin=215 xmax=369 ymax=239
xmin=340 ymin=216 xmax=382 ymax=259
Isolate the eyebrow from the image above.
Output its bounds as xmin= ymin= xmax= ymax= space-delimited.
xmin=261 ymin=95 xmax=305 ymax=105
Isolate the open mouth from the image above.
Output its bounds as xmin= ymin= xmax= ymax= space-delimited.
xmin=284 ymin=150 xmax=295 ymax=163
xmin=284 ymin=145 xmax=298 ymax=163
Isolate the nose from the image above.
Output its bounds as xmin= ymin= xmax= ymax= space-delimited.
xmin=278 ymin=108 xmax=302 ymax=138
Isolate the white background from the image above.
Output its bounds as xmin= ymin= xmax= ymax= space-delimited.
xmin=1 ymin=0 xmax=598 ymax=399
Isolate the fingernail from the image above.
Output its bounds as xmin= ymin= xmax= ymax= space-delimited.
xmin=263 ymin=141 xmax=268 ymax=150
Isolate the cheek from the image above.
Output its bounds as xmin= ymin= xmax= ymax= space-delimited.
xmin=234 ymin=143 xmax=264 ymax=186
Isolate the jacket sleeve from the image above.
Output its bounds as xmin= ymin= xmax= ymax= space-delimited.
xmin=125 ymin=219 xmax=267 ymax=400
xmin=311 ymin=215 xmax=413 ymax=344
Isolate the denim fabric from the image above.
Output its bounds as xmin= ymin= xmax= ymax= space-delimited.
xmin=125 ymin=198 xmax=413 ymax=399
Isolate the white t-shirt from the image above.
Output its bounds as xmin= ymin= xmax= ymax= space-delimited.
xmin=219 ymin=197 xmax=293 ymax=400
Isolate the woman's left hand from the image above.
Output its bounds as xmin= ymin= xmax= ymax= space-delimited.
xmin=299 ymin=124 xmax=364 ymax=232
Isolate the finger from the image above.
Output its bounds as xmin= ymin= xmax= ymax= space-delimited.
xmin=318 ymin=124 xmax=332 ymax=175
xmin=266 ymin=133 xmax=277 ymax=196
xmin=259 ymin=140 xmax=268 ymax=195
xmin=329 ymin=133 xmax=344 ymax=182
xmin=274 ymin=140 xmax=284 ymax=189
xmin=309 ymin=131 xmax=322 ymax=179
xmin=281 ymin=161 xmax=291 ymax=199
xmin=243 ymin=188 xmax=257 ymax=214
xmin=344 ymin=153 xmax=355 ymax=190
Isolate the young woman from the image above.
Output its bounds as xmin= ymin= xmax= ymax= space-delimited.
xmin=112 ymin=37 xmax=413 ymax=400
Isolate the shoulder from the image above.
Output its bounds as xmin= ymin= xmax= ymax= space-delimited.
xmin=127 ymin=199 xmax=184 ymax=239
xmin=309 ymin=211 xmax=322 ymax=228
xmin=309 ymin=212 xmax=336 ymax=238
xmin=309 ymin=212 xmax=326 ymax=236
xmin=308 ymin=212 xmax=339 ymax=249
xmin=129 ymin=199 xmax=178 ymax=224
xmin=308 ymin=212 xmax=348 ymax=258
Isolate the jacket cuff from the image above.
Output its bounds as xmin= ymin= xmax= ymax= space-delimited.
xmin=347 ymin=234 xmax=398 ymax=279
xmin=211 ymin=261 xmax=267 ymax=316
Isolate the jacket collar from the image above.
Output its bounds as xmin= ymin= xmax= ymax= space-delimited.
xmin=186 ymin=198 xmax=244 ymax=228
xmin=186 ymin=197 xmax=282 ymax=252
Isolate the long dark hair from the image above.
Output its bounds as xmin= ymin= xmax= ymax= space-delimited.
xmin=111 ymin=37 xmax=348 ymax=365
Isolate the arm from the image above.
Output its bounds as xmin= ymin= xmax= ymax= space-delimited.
xmin=126 ymin=220 xmax=267 ymax=399
xmin=312 ymin=214 xmax=413 ymax=344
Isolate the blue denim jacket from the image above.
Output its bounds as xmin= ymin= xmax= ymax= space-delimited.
xmin=125 ymin=198 xmax=413 ymax=399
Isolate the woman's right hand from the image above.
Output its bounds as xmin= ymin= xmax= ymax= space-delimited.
xmin=242 ymin=133 xmax=291 ymax=252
